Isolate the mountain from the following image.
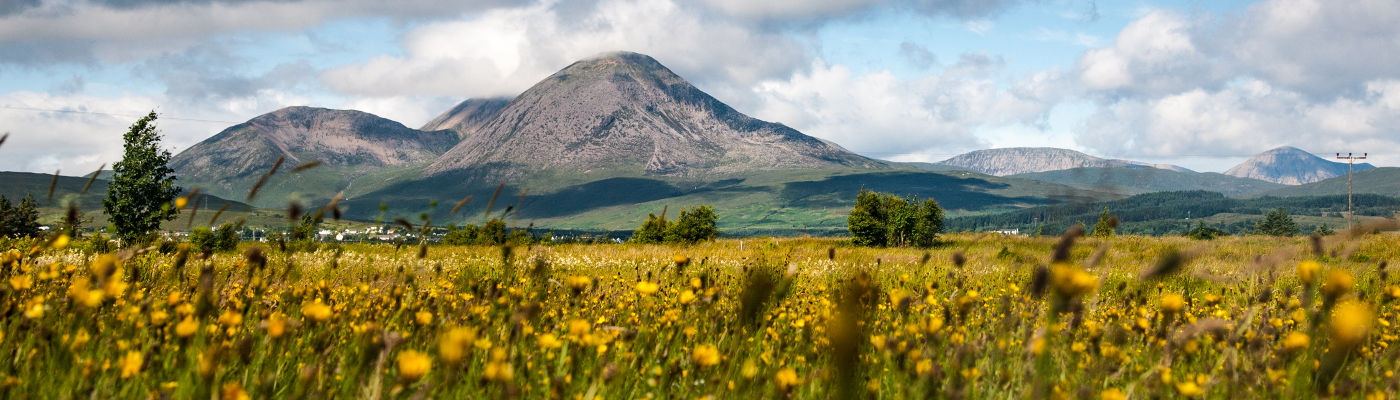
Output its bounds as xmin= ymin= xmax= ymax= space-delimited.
xmin=935 ymin=147 xmax=1191 ymax=176
xmin=423 ymin=52 xmax=883 ymax=179
xmin=420 ymin=97 xmax=511 ymax=139
xmin=1010 ymin=167 xmax=1283 ymax=196
xmin=1255 ymin=167 xmax=1400 ymax=198
xmin=171 ymin=106 xmax=457 ymax=207
xmin=1224 ymin=146 xmax=1375 ymax=185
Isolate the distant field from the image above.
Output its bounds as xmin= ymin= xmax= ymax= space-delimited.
xmin=4 ymin=229 xmax=1399 ymax=398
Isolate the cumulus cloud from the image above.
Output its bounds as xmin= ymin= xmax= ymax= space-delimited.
xmin=1074 ymin=1 xmax=1400 ymax=167
xmin=320 ymin=0 xmax=810 ymax=99
xmin=698 ymin=0 xmax=1023 ymax=23
xmin=749 ymin=57 xmax=1060 ymax=160
xmin=1080 ymin=78 xmax=1400 ymax=165
xmin=0 ymin=89 xmax=310 ymax=173
xmin=0 ymin=0 xmax=527 ymax=64
xmin=1075 ymin=10 xmax=1227 ymax=97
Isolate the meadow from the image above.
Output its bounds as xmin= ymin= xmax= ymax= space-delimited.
xmin=1 ymin=228 xmax=1399 ymax=399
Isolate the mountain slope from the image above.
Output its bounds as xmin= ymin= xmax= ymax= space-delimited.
xmin=171 ymin=106 xmax=457 ymax=207
xmin=420 ymin=97 xmax=511 ymax=139
xmin=1255 ymin=167 xmax=1400 ymax=197
xmin=936 ymin=147 xmax=1190 ymax=176
xmin=1224 ymin=146 xmax=1374 ymax=185
xmin=424 ymin=52 xmax=883 ymax=178
xmin=1011 ymin=167 xmax=1283 ymax=196
xmin=0 ymin=171 xmax=253 ymax=227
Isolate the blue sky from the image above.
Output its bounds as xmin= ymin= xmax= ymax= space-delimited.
xmin=1 ymin=0 xmax=1396 ymax=174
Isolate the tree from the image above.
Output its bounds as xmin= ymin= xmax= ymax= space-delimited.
xmin=1187 ymin=221 xmax=1226 ymax=240
xmin=189 ymin=222 xmax=240 ymax=252
xmin=847 ymin=189 xmax=886 ymax=247
xmin=1256 ymin=208 xmax=1300 ymax=237
xmin=478 ymin=218 xmax=508 ymax=245
xmin=631 ymin=212 xmax=669 ymax=244
xmin=848 ymin=190 xmax=944 ymax=248
xmin=910 ymin=198 xmax=944 ymax=248
xmin=665 ymin=205 xmax=718 ymax=244
xmin=1091 ymin=208 xmax=1117 ymax=238
xmin=104 ymin=111 xmax=182 ymax=244
xmin=0 ymin=194 xmax=41 ymax=238
xmin=443 ymin=224 xmax=479 ymax=245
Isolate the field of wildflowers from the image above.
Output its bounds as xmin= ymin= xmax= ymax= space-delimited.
xmin=1 ymin=226 xmax=1399 ymax=399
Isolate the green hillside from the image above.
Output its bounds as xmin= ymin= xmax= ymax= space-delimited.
xmin=1 ymin=171 xmax=256 ymax=230
xmin=1254 ymin=167 xmax=1400 ymax=198
xmin=947 ymin=190 xmax=1400 ymax=235
xmin=335 ymin=168 xmax=1116 ymax=236
xmin=1010 ymin=167 xmax=1283 ymax=196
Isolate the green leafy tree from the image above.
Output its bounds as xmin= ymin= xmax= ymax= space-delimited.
xmin=910 ymin=198 xmax=944 ymax=248
xmin=189 ymin=223 xmax=240 ymax=252
xmin=631 ymin=212 xmax=669 ymax=244
xmin=665 ymin=205 xmax=718 ymax=244
xmin=1187 ymin=221 xmax=1226 ymax=240
xmin=1091 ymin=208 xmax=1117 ymax=238
xmin=104 ymin=111 xmax=181 ymax=244
xmin=847 ymin=189 xmax=887 ymax=247
xmin=0 ymin=194 xmax=41 ymax=238
xmin=0 ymin=195 xmax=40 ymax=239
xmin=848 ymin=190 xmax=944 ymax=248
xmin=477 ymin=218 xmax=508 ymax=245
xmin=443 ymin=224 xmax=479 ymax=245
xmin=1256 ymin=208 xmax=1300 ymax=237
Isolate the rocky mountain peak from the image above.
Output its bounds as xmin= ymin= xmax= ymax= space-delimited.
xmin=1224 ymin=146 xmax=1375 ymax=185
xmin=424 ymin=51 xmax=882 ymax=178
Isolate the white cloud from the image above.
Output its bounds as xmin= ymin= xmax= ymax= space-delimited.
xmin=0 ymin=89 xmax=309 ymax=173
xmin=1079 ymin=78 xmax=1400 ymax=167
xmin=1073 ymin=1 xmax=1400 ymax=169
xmin=749 ymin=58 xmax=1058 ymax=160
xmin=1219 ymin=0 xmax=1400 ymax=97
xmin=1075 ymin=10 xmax=1225 ymax=96
xmin=320 ymin=0 xmax=809 ymax=100
xmin=0 ymin=0 xmax=527 ymax=64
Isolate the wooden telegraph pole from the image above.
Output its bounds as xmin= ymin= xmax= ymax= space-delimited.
xmin=1335 ymin=152 xmax=1367 ymax=230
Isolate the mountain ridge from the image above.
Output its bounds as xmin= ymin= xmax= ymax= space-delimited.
xmin=935 ymin=147 xmax=1191 ymax=176
xmin=1224 ymin=146 xmax=1375 ymax=185
xmin=422 ymin=51 xmax=885 ymax=179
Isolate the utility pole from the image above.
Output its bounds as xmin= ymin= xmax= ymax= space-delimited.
xmin=1336 ymin=152 xmax=1367 ymax=231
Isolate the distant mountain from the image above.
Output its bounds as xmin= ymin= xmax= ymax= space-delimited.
xmin=1255 ymin=167 xmax=1400 ymax=198
xmin=171 ymin=106 xmax=457 ymax=207
xmin=1011 ymin=167 xmax=1283 ymax=196
xmin=420 ymin=98 xmax=511 ymax=139
xmin=423 ymin=51 xmax=883 ymax=179
xmin=935 ymin=147 xmax=1191 ymax=176
xmin=1224 ymin=146 xmax=1374 ymax=185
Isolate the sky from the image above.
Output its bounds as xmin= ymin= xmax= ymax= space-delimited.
xmin=1 ymin=0 xmax=1398 ymax=175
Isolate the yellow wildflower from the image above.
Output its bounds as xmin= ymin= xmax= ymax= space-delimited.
xmin=176 ymin=317 xmax=199 ymax=338
xmin=1282 ymin=332 xmax=1309 ymax=353
xmin=692 ymin=344 xmax=720 ymax=367
xmin=537 ymin=333 xmax=563 ymax=349
xmin=775 ymin=368 xmax=800 ymax=390
xmin=119 ymin=351 xmax=142 ymax=378
xmin=636 ymin=281 xmax=659 ymax=295
xmin=1330 ymin=300 xmax=1375 ymax=348
xmin=301 ymin=299 xmax=332 ymax=322
xmin=1297 ymin=260 xmax=1320 ymax=285
xmin=396 ymin=350 xmax=431 ymax=382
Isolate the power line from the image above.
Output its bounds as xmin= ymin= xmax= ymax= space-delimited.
xmin=1336 ymin=152 xmax=1368 ymax=231
xmin=0 ymin=105 xmax=240 ymax=124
